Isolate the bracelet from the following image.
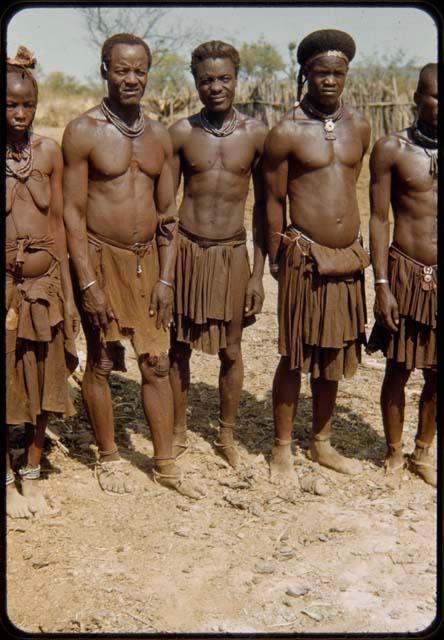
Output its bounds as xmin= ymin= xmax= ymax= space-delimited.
xmin=158 ymin=278 xmax=174 ymax=289
xmin=80 ymin=279 xmax=97 ymax=292
xmin=270 ymin=263 xmax=279 ymax=273
xmin=375 ymin=278 xmax=389 ymax=285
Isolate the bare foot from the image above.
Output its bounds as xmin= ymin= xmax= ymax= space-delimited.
xmin=269 ymin=444 xmax=299 ymax=486
xmin=214 ymin=433 xmax=240 ymax=469
xmin=152 ymin=463 xmax=206 ymax=499
xmin=310 ymin=439 xmax=361 ymax=475
xmin=20 ymin=478 xmax=53 ymax=515
xmin=408 ymin=449 xmax=436 ymax=487
xmin=383 ymin=453 xmax=406 ymax=489
xmin=7 ymin=483 xmax=32 ymax=519
xmin=95 ymin=458 xmax=132 ymax=495
xmin=172 ymin=430 xmax=190 ymax=460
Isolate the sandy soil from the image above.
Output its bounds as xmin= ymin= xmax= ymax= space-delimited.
xmin=5 ymin=131 xmax=437 ymax=636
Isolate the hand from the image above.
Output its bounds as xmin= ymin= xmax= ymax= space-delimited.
xmin=269 ymin=263 xmax=279 ymax=282
xmin=64 ymin=297 xmax=81 ymax=338
xmin=149 ymin=280 xmax=174 ymax=330
xmin=244 ymin=275 xmax=265 ymax=317
xmin=374 ymin=285 xmax=399 ymax=332
xmin=81 ymin=282 xmax=114 ymax=330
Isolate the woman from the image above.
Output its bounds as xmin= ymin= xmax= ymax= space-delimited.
xmin=5 ymin=47 xmax=78 ymax=517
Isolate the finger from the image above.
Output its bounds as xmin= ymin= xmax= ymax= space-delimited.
xmin=90 ymin=312 xmax=101 ymax=328
xmin=244 ymin=294 xmax=252 ymax=315
xmin=149 ymin=291 xmax=158 ymax=318
xmin=106 ymin=306 xmax=115 ymax=322
xmin=98 ymin=311 xmax=108 ymax=329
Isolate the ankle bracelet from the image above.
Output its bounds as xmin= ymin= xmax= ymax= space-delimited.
xmin=6 ymin=471 xmax=15 ymax=486
xmin=18 ymin=465 xmax=41 ymax=480
xmin=219 ymin=418 xmax=236 ymax=429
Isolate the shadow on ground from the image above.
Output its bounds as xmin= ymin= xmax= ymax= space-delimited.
xmin=10 ymin=372 xmax=387 ymax=478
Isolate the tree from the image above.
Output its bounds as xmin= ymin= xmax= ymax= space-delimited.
xmin=239 ymin=38 xmax=285 ymax=82
xmin=77 ymin=6 xmax=202 ymax=69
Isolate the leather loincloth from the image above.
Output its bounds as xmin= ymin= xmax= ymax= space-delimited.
xmin=173 ymin=225 xmax=255 ymax=355
xmin=367 ymin=244 xmax=437 ymax=370
xmin=277 ymin=226 xmax=368 ymax=380
xmin=5 ymin=237 xmax=78 ymax=425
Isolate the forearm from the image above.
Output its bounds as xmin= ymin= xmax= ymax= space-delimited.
xmin=251 ymin=203 xmax=266 ymax=277
xmin=64 ymin=212 xmax=96 ymax=289
xmin=157 ymin=228 xmax=177 ymax=284
xmin=369 ymin=215 xmax=390 ymax=280
xmin=266 ymin=197 xmax=285 ymax=264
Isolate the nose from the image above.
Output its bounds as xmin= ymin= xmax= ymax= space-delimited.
xmin=124 ymin=71 xmax=139 ymax=85
xmin=14 ymin=106 xmax=26 ymax=120
xmin=210 ymin=80 xmax=223 ymax=93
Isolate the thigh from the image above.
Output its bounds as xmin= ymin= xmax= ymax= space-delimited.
xmin=226 ymin=244 xmax=250 ymax=346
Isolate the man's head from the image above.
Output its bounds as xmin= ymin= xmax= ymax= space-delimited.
xmin=6 ymin=47 xmax=38 ymax=135
xmin=191 ymin=41 xmax=240 ymax=113
xmin=414 ymin=63 xmax=438 ymax=132
xmin=296 ymin=29 xmax=356 ymax=104
xmin=101 ymin=33 xmax=152 ymax=106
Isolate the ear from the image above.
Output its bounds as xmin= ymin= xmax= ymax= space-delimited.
xmin=413 ymin=91 xmax=419 ymax=107
xmin=100 ymin=62 xmax=108 ymax=80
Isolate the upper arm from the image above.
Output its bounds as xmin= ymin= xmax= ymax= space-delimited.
xmin=168 ymin=119 xmax=188 ymax=195
xmin=152 ymin=123 xmax=176 ymax=214
xmin=251 ymin=121 xmax=268 ymax=204
xmin=262 ymin=124 xmax=291 ymax=203
xmin=369 ymin=137 xmax=397 ymax=221
xmin=47 ymin=140 xmax=64 ymax=223
xmin=61 ymin=119 xmax=91 ymax=220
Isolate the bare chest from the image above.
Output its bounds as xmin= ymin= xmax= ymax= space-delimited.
xmin=289 ymin=120 xmax=363 ymax=171
xmin=89 ymin=127 xmax=164 ymax=179
xmin=182 ymin=130 xmax=256 ymax=176
xmin=396 ymin=146 xmax=437 ymax=194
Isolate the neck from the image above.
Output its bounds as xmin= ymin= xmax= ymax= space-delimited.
xmin=7 ymin=130 xmax=29 ymax=147
xmin=416 ymin=120 xmax=437 ymax=141
xmin=204 ymin=106 xmax=234 ymax=127
xmin=305 ymin=94 xmax=341 ymax=115
xmin=105 ymin=96 xmax=140 ymax=123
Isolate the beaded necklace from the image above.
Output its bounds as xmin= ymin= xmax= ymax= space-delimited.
xmin=100 ymin=98 xmax=145 ymax=138
xmin=298 ymin=95 xmax=344 ymax=140
xmin=6 ymin=133 xmax=33 ymax=182
xmin=199 ymin=107 xmax=238 ymax=137
xmin=410 ymin=121 xmax=438 ymax=179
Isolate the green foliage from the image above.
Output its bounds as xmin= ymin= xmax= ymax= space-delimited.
xmin=148 ymin=52 xmax=191 ymax=94
xmin=239 ymin=38 xmax=285 ymax=81
xmin=40 ymin=71 xmax=94 ymax=96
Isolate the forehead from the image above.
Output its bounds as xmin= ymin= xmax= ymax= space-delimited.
xmin=109 ymin=43 xmax=149 ymax=66
xmin=309 ymin=56 xmax=348 ymax=72
xmin=418 ymin=71 xmax=438 ymax=96
xmin=7 ymin=71 xmax=36 ymax=96
xmin=195 ymin=57 xmax=236 ymax=77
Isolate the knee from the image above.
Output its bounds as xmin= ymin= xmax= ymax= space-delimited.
xmin=170 ymin=342 xmax=191 ymax=369
xmin=140 ymin=353 xmax=170 ymax=382
xmin=220 ymin=342 xmax=241 ymax=364
xmin=89 ymin=354 xmax=113 ymax=380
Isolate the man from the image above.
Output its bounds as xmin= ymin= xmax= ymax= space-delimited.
xmin=169 ymin=40 xmax=267 ymax=468
xmin=63 ymin=33 xmax=203 ymax=498
xmin=366 ymin=63 xmax=437 ymax=487
xmin=263 ymin=29 xmax=371 ymax=483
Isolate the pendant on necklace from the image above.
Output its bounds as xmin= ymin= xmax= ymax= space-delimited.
xmin=324 ymin=119 xmax=336 ymax=140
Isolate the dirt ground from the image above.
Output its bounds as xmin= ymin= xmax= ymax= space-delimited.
xmin=6 ymin=131 xmax=437 ymax=636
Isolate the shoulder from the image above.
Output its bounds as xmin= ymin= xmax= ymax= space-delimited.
xmin=344 ymin=104 xmax=371 ymax=134
xmin=168 ymin=116 xmax=193 ymax=146
xmin=371 ymin=131 xmax=405 ymax=158
xmin=264 ymin=115 xmax=298 ymax=153
xmin=33 ymin=132 xmax=61 ymax=155
xmin=62 ymin=107 xmax=103 ymax=153
xmin=237 ymin=110 xmax=268 ymax=137
xmin=147 ymin=118 xmax=173 ymax=158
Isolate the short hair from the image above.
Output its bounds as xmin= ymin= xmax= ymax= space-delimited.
xmin=190 ymin=40 xmax=240 ymax=79
xmin=416 ymin=63 xmax=437 ymax=94
xmin=296 ymin=29 xmax=355 ymax=101
xmin=101 ymin=33 xmax=152 ymax=71
xmin=6 ymin=46 xmax=38 ymax=98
